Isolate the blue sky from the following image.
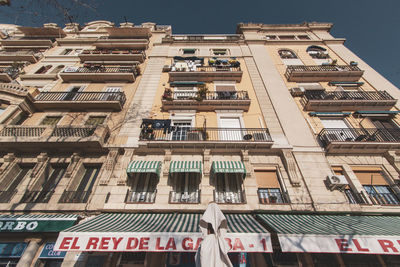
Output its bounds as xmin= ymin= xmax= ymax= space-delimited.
xmin=1 ymin=0 xmax=399 ymax=87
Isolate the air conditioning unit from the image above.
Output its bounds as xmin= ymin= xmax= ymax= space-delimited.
xmin=326 ymin=175 xmax=348 ymax=191
xmin=290 ymin=87 xmax=305 ymax=96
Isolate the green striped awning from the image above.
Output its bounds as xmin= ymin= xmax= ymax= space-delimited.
xmin=256 ymin=214 xmax=400 ymax=236
xmin=62 ymin=213 xmax=264 ymax=234
xmin=212 ymin=161 xmax=246 ymax=176
xmin=126 ymin=161 xmax=162 ymax=176
xmin=169 ymin=161 xmax=202 ymax=173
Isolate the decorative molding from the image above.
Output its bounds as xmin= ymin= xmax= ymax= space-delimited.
xmin=281 ymin=150 xmax=301 ymax=187
xmin=31 ymin=152 xmax=49 ymax=178
xmin=117 ymin=149 xmax=134 ymax=185
xmin=385 ymin=151 xmax=400 ymax=177
xmin=99 ymin=148 xmax=120 ymax=185
xmin=64 ymin=153 xmax=80 ymax=178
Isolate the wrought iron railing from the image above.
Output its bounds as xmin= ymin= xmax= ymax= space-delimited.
xmin=0 ymin=126 xmax=46 ymax=137
xmin=303 ymin=90 xmax=394 ymax=102
xmin=286 ymin=65 xmax=362 ymax=76
xmin=140 ymin=128 xmax=272 ymax=142
xmin=62 ymin=66 xmax=136 ymax=74
xmin=169 ymin=190 xmax=200 ymax=204
xmin=0 ymin=67 xmax=20 ymax=79
xmin=163 ymin=90 xmax=249 ymax=101
xmin=257 ymin=189 xmax=289 ymax=204
xmin=59 ymin=190 xmax=92 ymax=203
xmin=214 ymin=190 xmax=246 ymax=204
xmin=318 ymin=128 xmax=400 ymax=145
xmin=51 ymin=126 xmax=96 ymax=137
xmin=35 ymin=91 xmax=126 ymax=106
xmin=125 ymin=189 xmax=157 ymax=203
xmin=20 ymin=190 xmax=54 ymax=203
xmin=367 ymin=192 xmax=400 ymax=205
xmin=0 ymin=190 xmax=17 ymax=203
xmin=345 ymin=189 xmax=369 ymax=204
xmin=81 ymin=49 xmax=145 ymax=57
xmin=170 ymin=66 xmax=241 ymax=72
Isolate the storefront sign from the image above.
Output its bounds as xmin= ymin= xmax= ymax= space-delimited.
xmin=0 ymin=242 xmax=27 ymax=258
xmin=39 ymin=243 xmax=66 ymax=259
xmin=0 ymin=218 xmax=77 ymax=232
xmin=55 ymin=233 xmax=272 ymax=253
xmin=279 ymin=235 xmax=400 ymax=254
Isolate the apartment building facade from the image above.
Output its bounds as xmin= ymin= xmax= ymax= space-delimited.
xmin=0 ymin=21 xmax=398 ymax=267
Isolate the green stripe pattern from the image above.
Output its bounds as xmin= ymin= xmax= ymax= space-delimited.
xmin=169 ymin=161 xmax=202 ymax=173
xmin=257 ymin=214 xmax=400 ymax=236
xmin=126 ymin=161 xmax=162 ymax=177
xmin=63 ymin=213 xmax=267 ymax=234
xmin=212 ymin=161 xmax=246 ymax=176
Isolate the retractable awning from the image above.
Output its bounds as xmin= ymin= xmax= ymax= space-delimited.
xmin=257 ymin=214 xmax=400 ymax=254
xmin=212 ymin=161 xmax=246 ymax=177
xmin=170 ymin=81 xmax=205 ymax=86
xmin=169 ymin=161 xmax=202 ymax=173
xmin=126 ymin=161 xmax=162 ymax=177
xmin=354 ymin=110 xmax=400 ymax=117
xmin=0 ymin=214 xmax=78 ymax=232
xmin=309 ymin=112 xmax=351 ymax=117
xmin=55 ymin=213 xmax=271 ymax=253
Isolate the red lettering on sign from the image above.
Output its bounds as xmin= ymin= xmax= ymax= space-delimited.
xmin=155 ymin=238 xmax=164 ymax=250
xmin=71 ymin=237 xmax=80 ymax=250
xmin=194 ymin=238 xmax=202 ymax=250
xmin=233 ymin=238 xmax=245 ymax=251
xmin=86 ymin=237 xmax=99 ymax=250
xmin=378 ymin=240 xmax=399 ymax=253
xmin=335 ymin=239 xmax=352 ymax=252
xmin=112 ymin=237 xmax=123 ymax=250
xmin=165 ymin=237 xmax=177 ymax=250
xmin=353 ymin=239 xmax=369 ymax=252
xmin=99 ymin=237 xmax=110 ymax=250
xmin=59 ymin=237 xmax=72 ymax=250
xmin=126 ymin=238 xmax=138 ymax=250
xmin=182 ymin=238 xmax=193 ymax=250
xmin=260 ymin=239 xmax=267 ymax=251
xmin=225 ymin=238 xmax=232 ymax=250
xmin=139 ymin=238 xmax=149 ymax=250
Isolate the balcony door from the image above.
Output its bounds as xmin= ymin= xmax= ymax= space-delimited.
xmin=219 ymin=116 xmax=242 ymax=141
xmin=63 ymin=85 xmax=85 ymax=101
xmin=371 ymin=119 xmax=400 ymax=141
xmin=171 ymin=116 xmax=194 ymax=141
xmin=320 ymin=118 xmax=356 ymax=141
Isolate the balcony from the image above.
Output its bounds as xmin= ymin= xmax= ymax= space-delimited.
xmin=214 ymin=190 xmax=246 ymax=204
xmin=0 ymin=125 xmax=109 ymax=152
xmin=169 ymin=191 xmax=200 ymax=204
xmin=20 ymin=190 xmax=54 ymax=203
xmin=161 ymin=90 xmax=250 ymax=111
xmin=0 ymin=38 xmax=54 ymax=49
xmin=139 ymin=127 xmax=273 ymax=149
xmin=79 ymin=49 xmax=146 ymax=63
xmin=59 ymin=190 xmax=91 ymax=203
xmin=162 ymin=35 xmax=242 ymax=43
xmin=95 ymin=37 xmax=149 ymax=50
xmin=285 ymin=65 xmax=364 ymax=82
xmin=59 ymin=66 xmax=137 ymax=82
xmin=0 ymin=50 xmax=42 ymax=63
xmin=169 ymin=66 xmax=243 ymax=82
xmin=0 ymin=190 xmax=17 ymax=203
xmin=0 ymin=67 xmax=20 ymax=82
xmin=318 ymin=128 xmax=400 ymax=153
xmin=302 ymin=90 xmax=397 ymax=111
xmin=125 ymin=190 xmax=157 ymax=203
xmin=34 ymin=91 xmax=126 ymax=111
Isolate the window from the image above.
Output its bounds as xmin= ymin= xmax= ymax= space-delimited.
xmin=307 ymin=45 xmax=330 ymax=62
xmin=85 ymin=116 xmax=106 ymax=126
xmin=35 ymin=65 xmax=52 ymax=74
xmin=171 ymin=117 xmax=194 ymax=141
xmin=182 ymin=48 xmax=196 ymax=55
xmin=211 ymin=48 xmax=228 ymax=56
xmin=278 ymin=35 xmax=296 ymax=40
xmin=265 ymin=35 xmax=277 ymax=40
xmin=255 ymin=170 xmax=286 ymax=204
xmin=218 ymin=116 xmax=242 ymax=141
xmin=12 ymin=112 xmax=28 ymax=125
xmin=50 ymin=65 xmax=65 ymax=74
xmin=332 ymin=166 xmax=363 ymax=204
xmin=85 ymin=26 xmax=98 ymax=32
xmin=126 ymin=173 xmax=158 ymax=203
xmin=41 ymin=116 xmax=61 ymax=126
xmin=172 ymin=84 xmax=197 ymax=100
xmin=353 ymin=167 xmax=400 ymax=205
xmin=60 ymin=49 xmax=73 ymax=55
xmin=297 ymin=35 xmax=310 ymax=40
xmin=170 ymin=172 xmax=200 ymax=203
xmin=278 ymin=49 xmax=297 ymax=59
xmin=214 ymin=173 xmax=244 ymax=204
xmin=119 ymin=253 xmax=146 ymax=265
xmin=0 ymin=164 xmax=34 ymax=203
xmin=63 ymin=85 xmax=85 ymax=100
xmin=102 ymin=86 xmax=122 ymax=100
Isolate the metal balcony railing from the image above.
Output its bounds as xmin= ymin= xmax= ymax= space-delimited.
xmin=0 ymin=67 xmax=19 ymax=79
xmin=169 ymin=190 xmax=200 ymax=204
xmin=367 ymin=192 xmax=400 ymax=205
xmin=286 ymin=65 xmax=362 ymax=76
xmin=303 ymin=90 xmax=394 ymax=102
xmin=35 ymin=91 xmax=126 ymax=106
xmin=318 ymin=128 xmax=400 ymax=146
xmin=213 ymin=190 xmax=246 ymax=204
xmin=257 ymin=189 xmax=289 ymax=204
xmin=0 ymin=190 xmax=17 ymax=203
xmin=62 ymin=66 xmax=136 ymax=74
xmin=163 ymin=90 xmax=249 ymax=101
xmin=59 ymin=190 xmax=92 ymax=203
xmin=0 ymin=126 xmax=47 ymax=137
xmin=20 ymin=190 xmax=54 ymax=203
xmin=140 ymin=128 xmax=272 ymax=142
xmin=81 ymin=49 xmax=145 ymax=56
xmin=345 ymin=189 xmax=369 ymax=204
xmin=125 ymin=189 xmax=157 ymax=203
xmin=170 ymin=66 xmax=241 ymax=72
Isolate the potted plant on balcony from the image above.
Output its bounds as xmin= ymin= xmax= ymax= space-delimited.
xmin=194 ymin=85 xmax=208 ymax=101
xmin=162 ymin=88 xmax=173 ymax=101
xmin=268 ymin=195 xmax=277 ymax=204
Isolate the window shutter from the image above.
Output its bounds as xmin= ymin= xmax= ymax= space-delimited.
xmin=255 ymin=170 xmax=280 ymax=188
xmin=352 ymin=167 xmax=388 ymax=185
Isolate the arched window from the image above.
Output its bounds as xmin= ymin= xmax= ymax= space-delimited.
xmin=278 ymin=49 xmax=297 ymax=59
xmin=307 ymin=45 xmax=329 ymax=59
xmin=35 ymin=65 xmax=52 ymax=74
xmin=50 ymin=65 xmax=65 ymax=74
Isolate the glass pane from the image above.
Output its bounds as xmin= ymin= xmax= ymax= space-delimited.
xmin=41 ymin=116 xmax=61 ymax=126
xmin=85 ymin=116 xmax=106 ymax=126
